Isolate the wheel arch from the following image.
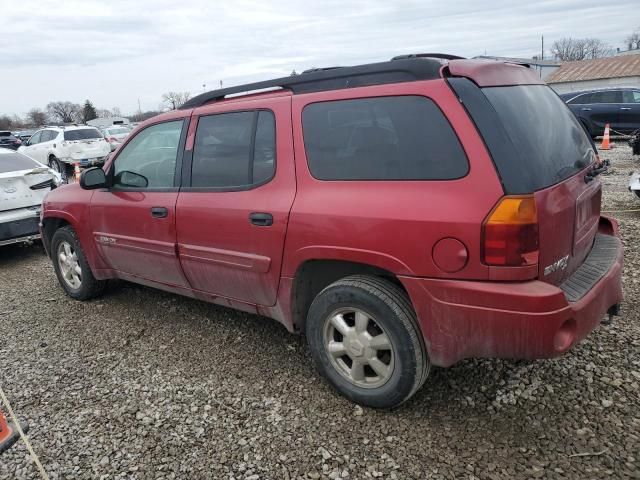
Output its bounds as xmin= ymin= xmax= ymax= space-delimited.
xmin=41 ymin=213 xmax=75 ymax=257
xmin=289 ymin=258 xmax=409 ymax=333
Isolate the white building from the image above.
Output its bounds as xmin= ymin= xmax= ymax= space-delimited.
xmin=87 ymin=117 xmax=131 ymax=128
xmin=546 ymin=54 xmax=640 ymax=94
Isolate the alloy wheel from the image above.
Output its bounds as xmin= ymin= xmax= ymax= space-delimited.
xmin=323 ymin=308 xmax=394 ymax=388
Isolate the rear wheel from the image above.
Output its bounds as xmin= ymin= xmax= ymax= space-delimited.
xmin=48 ymin=156 xmax=67 ymax=182
xmin=306 ymin=275 xmax=429 ymax=408
xmin=51 ymin=226 xmax=105 ymax=300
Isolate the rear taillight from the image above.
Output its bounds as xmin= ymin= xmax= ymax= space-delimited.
xmin=482 ymin=195 xmax=539 ymax=267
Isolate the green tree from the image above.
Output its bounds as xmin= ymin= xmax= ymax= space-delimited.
xmin=82 ymin=100 xmax=98 ymax=123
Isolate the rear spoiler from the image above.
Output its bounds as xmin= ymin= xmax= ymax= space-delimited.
xmin=445 ymin=59 xmax=546 ymax=87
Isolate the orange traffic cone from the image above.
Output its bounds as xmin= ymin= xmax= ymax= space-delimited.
xmin=74 ymin=162 xmax=81 ymax=182
xmin=600 ymin=124 xmax=611 ymax=150
xmin=0 ymin=410 xmax=21 ymax=454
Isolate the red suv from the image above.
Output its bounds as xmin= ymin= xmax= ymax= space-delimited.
xmin=41 ymin=55 xmax=623 ymax=408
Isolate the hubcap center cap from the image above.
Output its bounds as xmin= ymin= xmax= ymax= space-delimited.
xmin=347 ymin=338 xmax=365 ymax=357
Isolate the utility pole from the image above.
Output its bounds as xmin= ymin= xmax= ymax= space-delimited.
xmin=541 ymin=35 xmax=544 ymax=61
xmin=202 ymin=83 xmax=206 ymax=92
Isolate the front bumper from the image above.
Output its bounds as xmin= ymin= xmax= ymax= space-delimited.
xmin=400 ymin=229 xmax=623 ymax=367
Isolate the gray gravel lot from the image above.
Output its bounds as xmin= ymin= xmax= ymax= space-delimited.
xmin=1 ymin=144 xmax=639 ymax=479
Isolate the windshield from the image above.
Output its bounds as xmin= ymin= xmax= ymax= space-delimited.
xmin=64 ymin=128 xmax=103 ymax=141
xmin=482 ymin=85 xmax=596 ymax=191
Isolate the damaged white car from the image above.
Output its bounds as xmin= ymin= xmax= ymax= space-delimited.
xmin=0 ymin=148 xmax=62 ymax=246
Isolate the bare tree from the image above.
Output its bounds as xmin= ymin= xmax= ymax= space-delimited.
xmin=26 ymin=108 xmax=48 ymax=127
xmin=626 ymin=28 xmax=640 ymax=50
xmin=111 ymin=106 xmax=122 ymax=117
xmin=96 ymin=109 xmax=113 ymax=118
xmin=551 ymin=37 xmax=614 ymax=61
xmin=46 ymin=101 xmax=81 ymax=124
xmin=161 ymin=91 xmax=191 ymax=110
xmin=0 ymin=115 xmax=13 ymax=130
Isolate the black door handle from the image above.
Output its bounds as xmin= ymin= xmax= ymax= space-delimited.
xmin=249 ymin=212 xmax=273 ymax=226
xmin=151 ymin=207 xmax=168 ymax=218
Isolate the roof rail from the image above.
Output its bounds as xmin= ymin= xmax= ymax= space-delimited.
xmin=180 ymin=57 xmax=446 ymax=109
xmin=391 ymin=53 xmax=466 ymax=61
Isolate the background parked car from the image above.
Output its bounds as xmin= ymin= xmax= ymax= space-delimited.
xmin=17 ymin=125 xmax=110 ymax=178
xmin=0 ymin=148 xmax=61 ymax=246
xmin=560 ymin=87 xmax=640 ymax=137
xmin=13 ymin=129 xmax=37 ymax=143
xmin=0 ymin=131 xmax=22 ymax=150
xmin=100 ymin=125 xmax=131 ymax=151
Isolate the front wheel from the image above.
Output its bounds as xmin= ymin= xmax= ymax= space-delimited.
xmin=51 ymin=226 xmax=106 ymax=300
xmin=306 ymin=275 xmax=429 ymax=408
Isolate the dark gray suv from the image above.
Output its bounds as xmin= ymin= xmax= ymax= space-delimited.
xmin=560 ymin=88 xmax=640 ymax=137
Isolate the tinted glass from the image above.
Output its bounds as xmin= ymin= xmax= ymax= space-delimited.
xmin=622 ymin=90 xmax=640 ymax=103
xmin=192 ymin=110 xmax=276 ymax=188
xmin=302 ymin=96 xmax=468 ymax=180
xmin=113 ymin=120 xmax=183 ymax=188
xmin=568 ymin=93 xmax=592 ymax=104
xmin=64 ymin=128 xmax=103 ymax=141
xmin=0 ymin=152 xmax=40 ymax=173
xmin=591 ymin=91 xmax=622 ymax=104
xmin=482 ymin=85 xmax=596 ymax=191
xmin=0 ymin=131 xmax=11 ymax=137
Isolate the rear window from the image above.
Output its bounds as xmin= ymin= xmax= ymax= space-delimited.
xmin=0 ymin=152 xmax=40 ymax=173
xmin=482 ymin=85 xmax=595 ymax=190
xmin=449 ymin=78 xmax=596 ymax=193
xmin=64 ymin=128 xmax=102 ymax=141
xmin=0 ymin=131 xmax=11 ymax=137
xmin=302 ymin=96 xmax=468 ymax=180
xmin=107 ymin=128 xmax=129 ymax=135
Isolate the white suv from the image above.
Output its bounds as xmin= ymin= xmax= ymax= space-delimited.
xmin=17 ymin=126 xmax=110 ymax=178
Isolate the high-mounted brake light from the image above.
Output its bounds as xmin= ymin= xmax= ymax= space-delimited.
xmin=482 ymin=195 xmax=538 ymax=267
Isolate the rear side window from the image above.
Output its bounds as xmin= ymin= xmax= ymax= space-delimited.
xmin=64 ymin=128 xmax=102 ymax=141
xmin=0 ymin=152 xmax=40 ymax=173
xmin=590 ymin=91 xmax=622 ymax=104
xmin=302 ymin=96 xmax=468 ymax=180
xmin=191 ymin=110 xmax=276 ymax=189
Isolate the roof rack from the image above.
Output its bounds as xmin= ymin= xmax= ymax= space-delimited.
xmin=180 ymin=57 xmax=451 ymax=109
xmin=391 ymin=53 xmax=466 ymax=61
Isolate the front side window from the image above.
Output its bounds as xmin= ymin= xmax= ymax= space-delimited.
xmin=28 ymin=131 xmax=42 ymax=145
xmin=568 ymin=93 xmax=592 ymax=105
xmin=191 ymin=110 xmax=276 ymax=188
xmin=113 ymin=120 xmax=183 ymax=188
xmin=302 ymin=96 xmax=468 ymax=180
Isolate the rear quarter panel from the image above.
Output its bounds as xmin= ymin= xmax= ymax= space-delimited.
xmin=283 ymin=79 xmax=504 ymax=279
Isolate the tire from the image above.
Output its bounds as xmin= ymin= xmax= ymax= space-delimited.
xmin=306 ymin=275 xmax=429 ymax=408
xmin=49 ymin=156 xmax=68 ymax=182
xmin=51 ymin=226 xmax=105 ymax=300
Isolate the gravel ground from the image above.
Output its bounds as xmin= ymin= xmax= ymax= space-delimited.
xmin=1 ymin=144 xmax=639 ymax=480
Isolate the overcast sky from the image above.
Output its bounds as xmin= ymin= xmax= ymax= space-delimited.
xmin=1 ymin=0 xmax=638 ymax=116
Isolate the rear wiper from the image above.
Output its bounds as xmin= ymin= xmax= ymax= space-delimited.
xmin=584 ymin=160 xmax=609 ymax=183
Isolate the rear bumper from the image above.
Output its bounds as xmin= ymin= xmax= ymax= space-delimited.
xmin=0 ymin=214 xmax=40 ymax=245
xmin=400 ymin=230 xmax=623 ymax=367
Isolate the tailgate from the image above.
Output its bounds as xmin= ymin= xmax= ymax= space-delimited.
xmin=535 ymin=174 xmax=601 ymax=285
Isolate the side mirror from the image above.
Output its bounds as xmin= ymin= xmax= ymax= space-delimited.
xmin=80 ymin=167 xmax=107 ymax=190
